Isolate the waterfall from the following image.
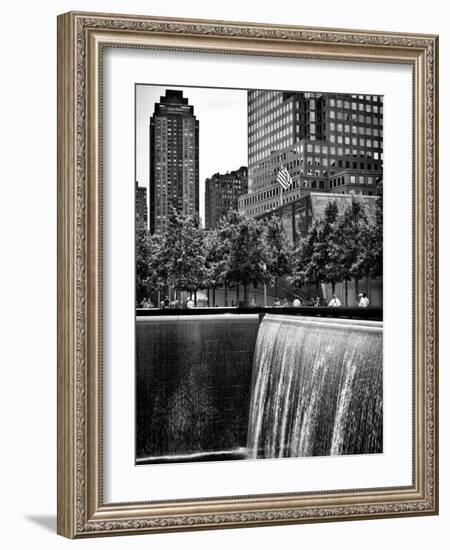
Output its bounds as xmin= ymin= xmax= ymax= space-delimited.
xmin=247 ymin=314 xmax=383 ymax=459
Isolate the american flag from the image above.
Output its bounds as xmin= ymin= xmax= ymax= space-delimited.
xmin=277 ymin=167 xmax=293 ymax=191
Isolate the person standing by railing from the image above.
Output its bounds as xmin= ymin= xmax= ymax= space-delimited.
xmin=358 ymin=292 xmax=370 ymax=307
xmin=328 ymin=294 xmax=342 ymax=307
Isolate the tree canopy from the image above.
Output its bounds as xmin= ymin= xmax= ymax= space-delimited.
xmin=136 ymin=193 xmax=382 ymax=306
xmin=291 ymin=193 xmax=381 ymax=296
xmin=224 ymin=211 xmax=271 ymax=300
xmin=334 ymin=195 xmax=369 ymax=283
xmin=264 ymin=215 xmax=294 ymax=284
xmin=157 ymin=208 xmax=206 ymax=294
xmin=136 ymin=214 xmax=164 ymax=306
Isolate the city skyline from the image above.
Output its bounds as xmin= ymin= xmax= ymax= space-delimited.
xmin=137 ymin=85 xmax=383 ymax=231
xmin=136 ymin=84 xmax=247 ymax=226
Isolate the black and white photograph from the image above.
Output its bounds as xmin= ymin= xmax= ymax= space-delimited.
xmin=135 ymin=84 xmax=384 ymax=466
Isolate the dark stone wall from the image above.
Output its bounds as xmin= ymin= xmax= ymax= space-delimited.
xmin=136 ymin=314 xmax=259 ymax=462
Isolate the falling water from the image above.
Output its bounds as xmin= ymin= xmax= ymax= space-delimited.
xmin=247 ymin=314 xmax=383 ymax=459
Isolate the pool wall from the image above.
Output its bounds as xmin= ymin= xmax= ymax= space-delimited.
xmin=136 ymin=314 xmax=259 ymax=463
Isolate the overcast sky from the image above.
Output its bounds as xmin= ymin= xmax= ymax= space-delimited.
xmin=135 ymin=84 xmax=248 ymax=225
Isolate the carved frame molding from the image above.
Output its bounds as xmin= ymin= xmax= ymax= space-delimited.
xmin=57 ymin=12 xmax=438 ymax=538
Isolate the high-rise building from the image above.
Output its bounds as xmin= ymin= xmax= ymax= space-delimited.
xmin=239 ymin=91 xmax=383 ymax=217
xmin=135 ymin=181 xmax=148 ymax=227
xmin=149 ymin=90 xmax=199 ymax=233
xmin=205 ymin=166 xmax=248 ymax=229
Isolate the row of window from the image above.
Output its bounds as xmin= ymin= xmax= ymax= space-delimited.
xmin=249 ymin=139 xmax=294 ymax=163
xmin=208 ymin=189 xmax=243 ymax=197
xmin=154 ymin=118 xmax=195 ymax=126
xmin=248 ymin=92 xmax=285 ymax=116
xmin=250 ymin=145 xmax=383 ymax=174
xmin=330 ymin=175 xmax=377 ymax=188
xmin=249 ymin=105 xmax=383 ymax=136
xmin=329 ymin=100 xmax=381 ymax=112
xmin=252 ymin=155 xmax=380 ymax=182
xmin=328 ymin=135 xmax=381 ymax=148
xmin=328 ymin=95 xmax=382 ymax=107
xmin=329 ymin=110 xmax=382 ymax=123
xmin=242 ymin=172 xmax=378 ymax=214
xmin=249 ymin=113 xmax=293 ymax=137
xmin=240 ymin=186 xmax=281 ymax=206
xmin=328 ymin=123 xmax=381 ymax=136
xmin=249 ymin=124 xmax=293 ymax=143
xmin=243 ymin=201 xmax=280 ymax=215
xmin=249 ymin=131 xmax=293 ymax=153
xmin=154 ymin=161 xmax=196 ymax=167
xmin=248 ymin=93 xmax=382 ymax=123
xmin=250 ymin=121 xmax=383 ymax=160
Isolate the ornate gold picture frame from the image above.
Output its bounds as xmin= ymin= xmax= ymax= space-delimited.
xmin=57 ymin=11 xmax=438 ymax=538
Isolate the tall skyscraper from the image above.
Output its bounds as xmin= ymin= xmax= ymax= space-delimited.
xmin=239 ymin=91 xmax=383 ymax=216
xmin=135 ymin=181 xmax=148 ymax=227
xmin=205 ymin=167 xmax=248 ymax=229
xmin=149 ymin=90 xmax=199 ymax=234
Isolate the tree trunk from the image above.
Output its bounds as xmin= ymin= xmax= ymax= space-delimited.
xmin=331 ymin=281 xmax=336 ymax=295
xmin=224 ymin=283 xmax=228 ymax=307
xmin=355 ymin=278 xmax=359 ymax=305
xmin=274 ymin=275 xmax=278 ymax=301
xmin=236 ymin=284 xmax=240 ymax=305
xmin=212 ymin=287 xmax=216 ymax=307
xmin=345 ymin=280 xmax=348 ymax=306
xmin=244 ymin=284 xmax=248 ymax=306
xmin=194 ymin=290 xmax=197 ymax=306
xmin=207 ymin=288 xmax=210 ymax=307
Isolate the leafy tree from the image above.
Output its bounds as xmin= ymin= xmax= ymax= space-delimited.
xmin=290 ymin=218 xmax=322 ymax=290
xmin=135 ymin=215 xmax=164 ymax=306
xmin=224 ymin=211 xmax=271 ymax=305
xmin=264 ymin=216 xmax=294 ymax=291
xmin=157 ymin=208 xmax=206 ymax=300
xmin=204 ymin=227 xmax=229 ymax=306
xmin=334 ymin=194 xmax=370 ymax=302
xmin=136 ymin=215 xmax=151 ymax=306
xmin=288 ymin=194 xmax=381 ymax=305
xmin=315 ymin=200 xmax=345 ymax=294
xmin=362 ymin=181 xmax=383 ymax=279
xmin=295 ymin=200 xmax=344 ymax=295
